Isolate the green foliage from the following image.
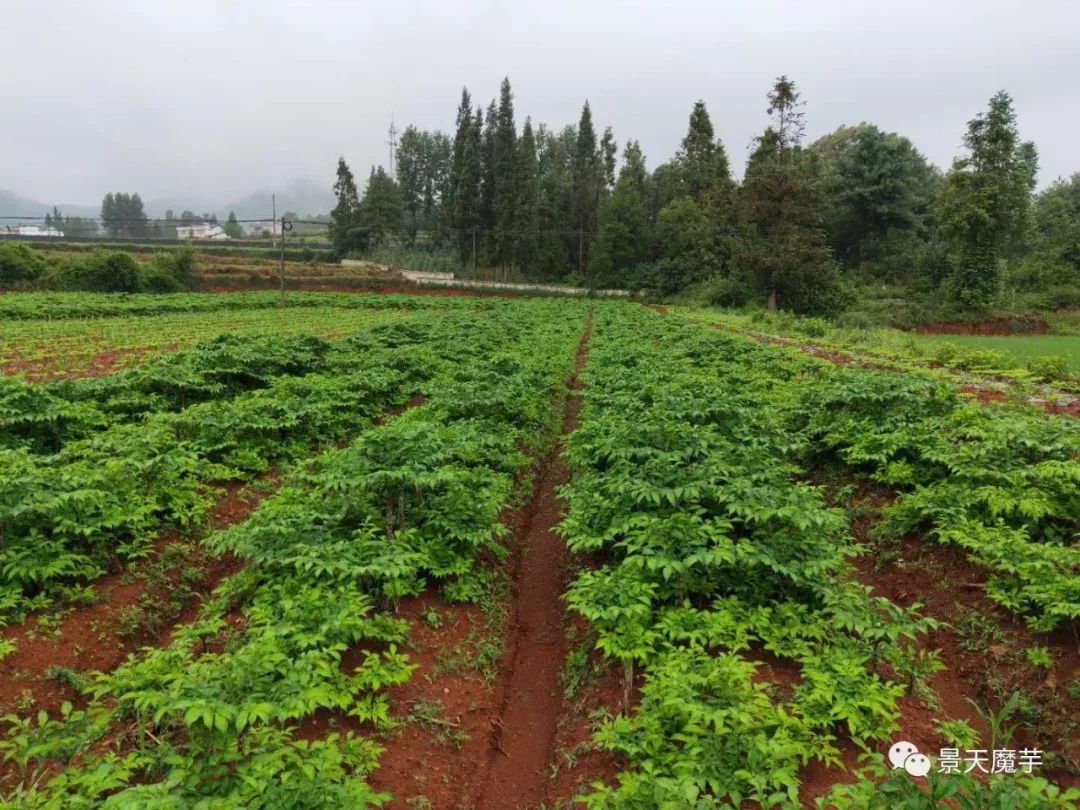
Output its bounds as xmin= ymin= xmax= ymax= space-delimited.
xmin=0 ymin=242 xmax=47 ymax=283
xmin=53 ymin=250 xmax=142 ymax=292
xmin=1 ymin=298 xmax=590 ymax=806
xmin=1028 ymin=354 xmax=1072 ymax=382
xmin=938 ymin=91 xmax=1038 ymax=310
xmin=737 ymin=77 xmax=847 ymax=314
xmin=935 ymin=718 xmax=979 ymax=749
xmin=813 ymin=123 xmax=939 ymax=268
xmin=561 ymin=307 xmax=933 ymax=805
xmin=820 ymin=754 xmax=1080 ymax=809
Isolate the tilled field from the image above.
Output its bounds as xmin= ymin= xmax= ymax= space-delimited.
xmin=0 ymin=294 xmax=1078 ymax=808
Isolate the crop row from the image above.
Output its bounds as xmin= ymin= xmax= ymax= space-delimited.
xmin=0 ymin=291 xmax=490 ymax=321
xmin=787 ymin=362 xmax=1080 ymax=632
xmin=559 ymin=307 xmax=1077 ymax=807
xmin=0 ymin=312 xmax=496 ymax=622
xmin=0 ymin=300 xmax=588 ymax=807
xmin=0 ymin=306 xmax=414 ymax=380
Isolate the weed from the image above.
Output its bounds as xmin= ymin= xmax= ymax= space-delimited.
xmin=1025 ymin=646 xmax=1054 ymax=669
xmin=935 ymin=719 xmax=980 ymax=749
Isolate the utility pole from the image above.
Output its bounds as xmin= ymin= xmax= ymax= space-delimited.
xmin=278 ymin=216 xmax=292 ymax=307
xmin=272 ymin=193 xmax=277 ymax=246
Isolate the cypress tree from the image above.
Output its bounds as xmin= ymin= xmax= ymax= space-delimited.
xmin=479 ymin=99 xmax=498 ymax=258
xmin=492 ymin=77 xmax=518 ymax=276
xmin=329 ymin=156 xmax=364 ymax=255
xmin=938 ymin=91 xmax=1037 ymax=309
xmin=453 ymin=108 xmax=484 ymax=267
xmin=513 ymin=118 xmax=539 ymax=273
xmin=449 ymin=87 xmax=472 ymax=228
xmin=572 ymin=101 xmax=601 ymax=275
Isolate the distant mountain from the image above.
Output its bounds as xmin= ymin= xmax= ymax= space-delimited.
xmin=217 ymin=178 xmax=335 ymax=221
xmin=0 ymin=189 xmax=98 ymax=222
xmin=1 ymin=176 xmax=334 ymax=226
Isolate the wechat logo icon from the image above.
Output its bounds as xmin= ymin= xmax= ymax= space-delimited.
xmin=889 ymin=740 xmax=932 ymax=777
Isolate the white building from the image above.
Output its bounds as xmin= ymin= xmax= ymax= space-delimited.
xmin=10 ymin=225 xmax=62 ymax=237
xmin=176 ymin=223 xmax=229 ymax=240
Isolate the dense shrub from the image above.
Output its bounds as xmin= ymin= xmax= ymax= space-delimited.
xmin=1028 ymin=355 xmax=1072 ymax=383
xmin=150 ymin=247 xmax=198 ymax=289
xmin=138 ymin=265 xmax=183 ymax=292
xmin=1041 ymin=284 xmax=1080 ymax=310
xmin=52 ymin=250 xmax=143 ymax=292
xmin=0 ymin=242 xmax=47 ymax=283
xmin=700 ymin=276 xmax=753 ymax=308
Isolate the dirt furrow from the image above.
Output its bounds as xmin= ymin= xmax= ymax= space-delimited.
xmin=461 ymin=318 xmax=590 ymax=810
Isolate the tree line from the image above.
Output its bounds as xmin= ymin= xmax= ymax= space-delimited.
xmin=330 ymin=76 xmax=1076 ymax=314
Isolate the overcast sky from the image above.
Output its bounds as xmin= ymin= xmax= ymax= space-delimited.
xmin=2 ymin=0 xmax=1078 ymax=208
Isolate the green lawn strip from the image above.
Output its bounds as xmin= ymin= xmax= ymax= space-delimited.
xmin=669 ymin=306 xmax=1080 ymax=393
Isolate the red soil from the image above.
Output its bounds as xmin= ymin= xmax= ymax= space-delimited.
xmin=799 ymin=492 xmax=1080 ymax=805
xmin=362 ymin=319 xmax=594 ymax=810
xmin=0 ymin=479 xmax=266 ymax=716
xmin=1 ymin=344 xmax=179 ymax=382
xmin=916 ymin=320 xmax=1048 ymax=336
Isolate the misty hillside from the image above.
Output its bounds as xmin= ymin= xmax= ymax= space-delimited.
xmin=0 ymin=177 xmax=334 ymax=224
xmin=0 ymin=189 xmax=99 ymax=221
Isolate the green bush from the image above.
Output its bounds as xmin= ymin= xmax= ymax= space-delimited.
xmin=138 ymin=265 xmax=183 ymax=292
xmin=151 ymin=247 xmax=198 ymax=289
xmin=797 ymin=316 xmax=831 ymax=338
xmin=951 ymin=348 xmax=1012 ymax=371
xmin=700 ymin=276 xmax=753 ymax=308
xmin=53 ymin=250 xmax=142 ymax=292
xmin=0 ymin=242 xmax=47 ymax=283
xmin=1028 ymin=355 xmax=1072 ymax=383
xmin=1042 ymin=284 xmax=1080 ymax=310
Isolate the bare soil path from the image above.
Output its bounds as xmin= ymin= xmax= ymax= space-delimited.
xmin=461 ymin=318 xmax=591 ymax=810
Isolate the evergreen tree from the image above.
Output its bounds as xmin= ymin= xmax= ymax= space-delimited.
xmin=492 ymin=77 xmax=518 ymax=275
xmin=938 ymin=90 xmax=1037 ymax=309
xmin=453 ymin=109 xmax=484 ymax=266
xmin=738 ymin=77 xmax=842 ymax=313
xmin=534 ymin=125 xmax=577 ymax=279
xmin=513 ymin=118 xmax=540 ymax=272
xmin=676 ymin=101 xmax=733 ymax=201
xmin=329 ymin=156 xmax=365 ymax=255
xmin=572 ymin=101 xmax=601 ymax=276
xmin=600 ymin=127 xmax=617 ymax=191
xmin=449 ymin=87 xmax=472 ymax=230
xmin=620 ymin=140 xmax=648 ymax=195
xmin=223 ymin=211 xmax=243 ymax=239
xmin=653 ymin=196 xmax=711 ymax=294
xmin=588 ymin=174 xmax=648 ymax=288
xmin=814 ymin=124 xmax=939 ymax=267
xmin=396 ymin=125 xmax=425 ymax=243
xmin=100 ymin=192 xmax=147 ymax=238
xmin=360 ymin=166 xmax=403 ymax=246
xmin=479 ymin=99 xmax=498 ymax=256
xmin=425 ymin=131 xmax=453 ymax=242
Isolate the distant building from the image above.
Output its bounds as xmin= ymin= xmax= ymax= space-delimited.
xmin=176 ymin=223 xmax=230 ymax=240
xmin=245 ymin=220 xmax=280 ymax=237
xmin=6 ymin=224 xmax=62 ymax=237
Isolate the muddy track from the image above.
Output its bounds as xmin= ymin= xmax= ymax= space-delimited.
xmin=460 ymin=316 xmax=591 ymax=810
